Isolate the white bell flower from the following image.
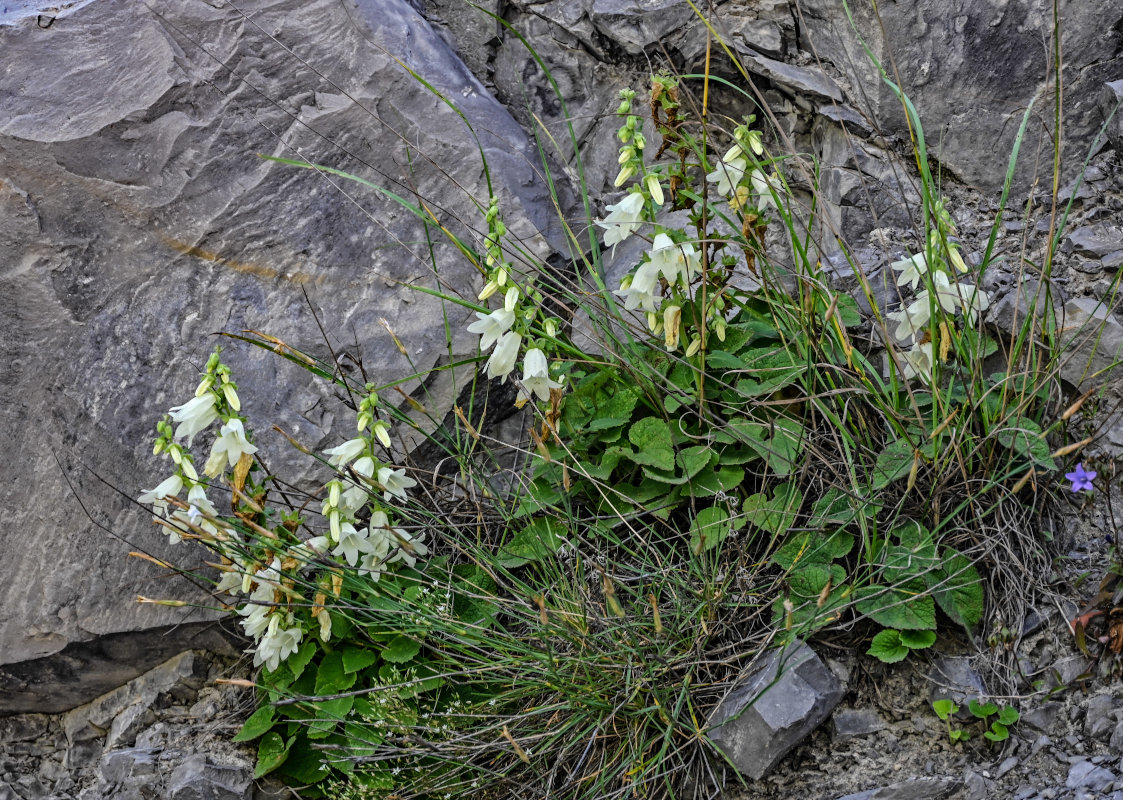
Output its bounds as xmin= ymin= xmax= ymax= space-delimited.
xmin=486 ymin=331 xmax=521 ymax=381
xmin=916 ymin=271 xmax=960 ymax=314
xmin=614 ymin=260 xmax=662 ymax=313
xmin=240 ymin=603 xmax=272 ymax=640
xmin=516 ymin=349 xmax=564 ymax=405
xmin=324 ymin=437 xmax=366 ymax=468
xmin=389 ymin=528 xmax=429 ymax=569
xmin=138 ymin=474 xmax=183 ymax=509
xmin=253 ymin=616 xmax=303 ymax=672
xmin=596 ymin=192 xmax=646 ymax=253
xmin=377 ymin=466 xmax=418 ymax=502
xmin=204 ymin=418 xmax=258 ymax=477
xmin=956 ymin=283 xmax=991 ymax=326
xmin=750 ymin=168 xmax=782 ymax=211
xmin=885 ymin=299 xmax=931 ymax=342
xmin=890 ymin=253 xmax=927 ymax=291
xmin=340 ymin=456 xmax=375 ymax=514
xmin=168 ymin=394 xmax=219 ymax=445
xmin=466 ymin=307 xmax=516 ymax=351
xmin=706 ymin=157 xmax=747 ymax=197
xmin=332 ymin=522 xmax=373 ymax=567
xmin=901 ymin=342 xmax=934 ymax=382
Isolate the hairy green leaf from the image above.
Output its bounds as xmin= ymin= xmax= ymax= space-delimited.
xmin=868 ymin=629 xmax=910 ymax=663
xmin=855 ymin=584 xmax=937 ymax=630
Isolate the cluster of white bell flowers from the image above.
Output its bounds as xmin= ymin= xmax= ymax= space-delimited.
xmin=598 ymin=98 xmax=780 ymax=356
xmin=138 ymin=352 xmax=427 ymax=673
xmin=466 ymin=197 xmax=563 ymax=408
xmin=884 ymin=205 xmax=991 ymax=383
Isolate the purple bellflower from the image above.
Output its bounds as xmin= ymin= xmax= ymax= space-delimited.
xmin=1065 ymin=463 xmax=1096 ymax=493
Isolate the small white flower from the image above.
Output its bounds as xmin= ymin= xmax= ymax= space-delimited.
xmin=324 ymin=437 xmax=366 ymax=468
xmin=885 ymin=298 xmax=931 ymax=342
xmin=706 ymin=157 xmax=747 ymax=196
xmin=138 ymin=474 xmax=183 ymax=507
xmin=750 ymin=168 xmax=782 ymax=211
xmin=466 ymin=307 xmax=516 ymax=351
xmin=890 ymin=253 xmax=927 ymax=291
xmin=916 ymin=271 xmax=960 ymax=314
xmin=253 ymin=617 xmax=303 ymax=672
xmin=956 ymin=283 xmax=991 ymax=326
xmin=596 ymin=192 xmax=646 ymax=253
xmin=486 ymin=331 xmax=521 ymax=381
xmin=516 ymin=349 xmax=564 ymax=405
xmin=377 ymin=466 xmax=417 ymax=502
xmin=340 ymin=456 xmax=375 ymax=513
xmin=204 ymin=418 xmax=258 ymax=477
xmin=614 ymin=260 xmax=662 ymax=314
xmin=168 ymin=394 xmax=219 ymax=445
xmin=332 ymin=522 xmax=373 ymax=567
xmin=901 ymin=342 xmax=934 ymax=382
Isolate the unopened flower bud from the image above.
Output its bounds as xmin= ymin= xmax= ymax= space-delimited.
xmin=618 ymin=146 xmax=635 ymax=165
xmin=222 ymin=383 xmax=241 ymax=412
xmin=663 ymin=305 xmax=682 ymax=351
xmin=685 ymin=336 xmax=701 ymax=357
xmin=181 ymin=458 xmax=198 ymax=482
xmin=478 ymin=279 xmax=499 ymax=301
xmin=504 ymin=286 xmax=520 ymax=313
xmin=645 ymin=174 xmax=664 ymax=206
xmin=329 ymin=481 xmax=341 ymax=507
xmin=497 ymin=267 xmax=508 ymax=286
xmin=356 ymin=411 xmax=371 ymax=432
xmin=614 ymin=163 xmax=636 ymax=187
xmin=372 ymin=420 xmax=392 ymax=448
xmin=544 ymin=319 xmax=559 ymax=338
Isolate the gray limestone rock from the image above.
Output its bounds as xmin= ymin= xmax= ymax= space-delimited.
xmin=167 ymin=755 xmax=253 ymax=800
xmin=1058 ymin=297 xmax=1123 ymax=387
xmin=833 ymin=777 xmax=964 ymax=800
xmin=0 ymin=0 xmax=570 ymax=690
xmin=1084 ymin=694 xmax=1119 ymax=741
xmin=928 ymin=656 xmax=987 ymax=709
xmin=833 ymin=707 xmax=886 ymax=741
xmin=706 ymin=639 xmax=845 ymax=780
xmin=1066 ymin=760 xmax=1116 ymax=791
xmin=1022 ymin=702 xmax=1063 ymax=734
xmin=736 ymin=47 xmax=844 ymax=103
xmin=1066 ymin=225 xmax=1123 ymax=260
xmin=1103 ymin=80 xmax=1123 ymax=153
xmin=797 ymin=0 xmax=1123 ymax=193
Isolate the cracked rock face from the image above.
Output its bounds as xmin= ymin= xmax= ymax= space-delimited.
xmin=0 ymin=0 xmax=567 ymax=677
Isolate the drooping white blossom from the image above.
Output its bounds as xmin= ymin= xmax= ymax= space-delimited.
xmin=706 ymin=157 xmax=747 ymax=197
xmin=168 ymin=394 xmax=219 ymax=445
xmin=204 ymin=418 xmax=258 ymax=477
xmin=486 ymin=331 xmax=522 ymax=381
xmin=377 ymin=466 xmax=418 ymax=502
xmin=466 ymin=307 xmax=516 ymax=351
xmin=516 ymin=348 xmax=564 ymax=405
xmin=596 ymin=192 xmax=646 ymax=253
